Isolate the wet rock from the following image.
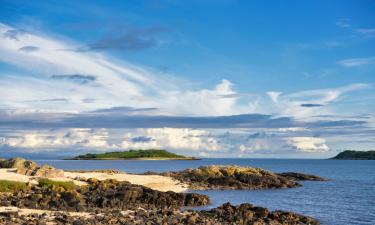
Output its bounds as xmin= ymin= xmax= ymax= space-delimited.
xmin=277 ymin=172 xmax=328 ymax=181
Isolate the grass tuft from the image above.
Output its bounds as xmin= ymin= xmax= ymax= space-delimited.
xmin=38 ymin=178 xmax=76 ymax=191
xmin=0 ymin=180 xmax=28 ymax=193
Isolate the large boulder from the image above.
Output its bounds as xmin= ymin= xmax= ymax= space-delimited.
xmin=0 ymin=158 xmax=38 ymax=174
xmin=32 ymin=165 xmax=64 ymax=178
xmin=0 ymin=157 xmax=64 ymax=178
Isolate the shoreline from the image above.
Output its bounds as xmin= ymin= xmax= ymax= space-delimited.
xmin=0 ymin=157 xmax=322 ymax=224
xmin=67 ymin=157 xmax=199 ymax=161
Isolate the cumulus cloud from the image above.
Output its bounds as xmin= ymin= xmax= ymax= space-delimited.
xmin=267 ymin=92 xmax=281 ymax=103
xmin=285 ymin=137 xmax=329 ymax=152
xmin=2 ymin=128 xmax=110 ymax=150
xmin=0 ymin=127 xmax=335 ymax=156
xmin=120 ymin=128 xmax=220 ymax=152
xmin=0 ymin=128 xmax=221 ymax=154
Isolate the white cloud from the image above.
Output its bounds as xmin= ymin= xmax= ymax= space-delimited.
xmin=337 ymin=57 xmax=375 ymax=67
xmin=278 ymin=127 xmax=309 ymax=132
xmin=267 ymin=91 xmax=282 ymax=103
xmin=121 ymin=128 xmax=221 ymax=152
xmin=285 ymin=137 xmax=329 ymax=152
xmin=264 ymin=83 xmax=371 ymax=119
xmin=3 ymin=128 xmax=111 ymax=150
xmin=0 ymin=128 xmax=221 ymax=153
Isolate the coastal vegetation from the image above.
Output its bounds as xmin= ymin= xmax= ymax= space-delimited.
xmin=331 ymin=150 xmax=375 ymax=160
xmin=0 ymin=180 xmax=27 ymax=193
xmin=70 ymin=149 xmax=197 ymax=160
xmin=37 ymin=178 xmax=76 ymax=191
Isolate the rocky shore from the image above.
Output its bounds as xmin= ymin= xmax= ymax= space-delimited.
xmin=157 ymin=165 xmax=327 ymax=190
xmin=0 ymin=202 xmax=318 ymax=225
xmin=0 ymin=158 xmax=322 ymax=224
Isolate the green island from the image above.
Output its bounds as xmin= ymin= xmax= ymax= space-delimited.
xmin=331 ymin=150 xmax=375 ymax=160
xmin=68 ymin=149 xmax=199 ymax=160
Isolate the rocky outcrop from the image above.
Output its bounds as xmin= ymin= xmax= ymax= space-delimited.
xmin=277 ymin=172 xmax=328 ymax=181
xmin=160 ymin=165 xmax=302 ymax=190
xmin=0 ymin=179 xmax=209 ymax=212
xmin=0 ymin=157 xmax=64 ymax=178
xmin=0 ymin=202 xmax=319 ymax=225
xmin=0 ymin=157 xmax=38 ymax=173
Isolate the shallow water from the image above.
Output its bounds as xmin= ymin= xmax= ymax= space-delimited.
xmin=35 ymin=158 xmax=375 ymax=225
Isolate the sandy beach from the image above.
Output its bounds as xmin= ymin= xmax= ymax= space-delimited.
xmin=0 ymin=168 xmax=187 ymax=193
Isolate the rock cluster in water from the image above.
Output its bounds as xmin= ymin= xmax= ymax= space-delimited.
xmin=159 ymin=165 xmax=325 ymax=190
xmin=0 ymin=157 xmax=64 ymax=178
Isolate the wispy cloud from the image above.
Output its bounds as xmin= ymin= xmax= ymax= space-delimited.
xmin=335 ymin=18 xmax=351 ymax=28
xmin=356 ymin=28 xmax=375 ymax=37
xmin=338 ymin=57 xmax=375 ymax=67
xmin=0 ymin=23 xmax=253 ymax=116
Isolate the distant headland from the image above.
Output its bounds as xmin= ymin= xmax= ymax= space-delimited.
xmin=68 ymin=149 xmax=199 ymax=160
xmin=331 ymin=150 xmax=375 ymax=160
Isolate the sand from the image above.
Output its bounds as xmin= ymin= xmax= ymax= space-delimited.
xmin=63 ymin=171 xmax=188 ymax=192
xmin=0 ymin=206 xmax=92 ymax=217
xmin=0 ymin=168 xmax=187 ymax=193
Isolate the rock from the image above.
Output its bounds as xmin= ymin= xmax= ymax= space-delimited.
xmin=161 ymin=165 xmax=301 ymax=190
xmin=0 ymin=179 xmax=209 ymax=213
xmin=0 ymin=158 xmax=38 ymax=174
xmin=184 ymin=193 xmax=209 ymax=206
xmin=32 ymin=164 xmax=64 ymax=178
xmin=0 ymin=157 xmax=64 ymax=178
xmin=0 ymin=203 xmax=320 ymax=225
xmin=277 ymin=172 xmax=328 ymax=181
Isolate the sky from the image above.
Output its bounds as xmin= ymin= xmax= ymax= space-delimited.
xmin=0 ymin=0 xmax=374 ymax=158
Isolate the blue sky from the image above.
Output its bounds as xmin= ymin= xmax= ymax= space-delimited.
xmin=0 ymin=0 xmax=374 ymax=158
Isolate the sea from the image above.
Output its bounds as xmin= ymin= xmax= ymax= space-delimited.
xmin=34 ymin=158 xmax=375 ymax=225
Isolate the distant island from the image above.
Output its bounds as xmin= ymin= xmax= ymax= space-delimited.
xmin=68 ymin=149 xmax=199 ymax=160
xmin=331 ymin=150 xmax=375 ymax=160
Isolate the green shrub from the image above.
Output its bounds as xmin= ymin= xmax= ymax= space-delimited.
xmin=0 ymin=180 xmax=28 ymax=193
xmin=38 ymin=178 xmax=76 ymax=191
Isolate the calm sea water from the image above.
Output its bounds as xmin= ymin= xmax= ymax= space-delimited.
xmin=35 ymin=159 xmax=375 ymax=225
